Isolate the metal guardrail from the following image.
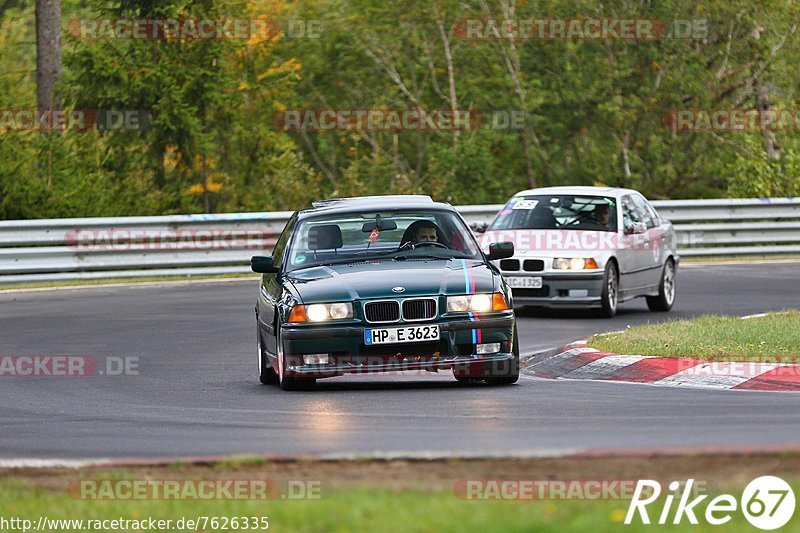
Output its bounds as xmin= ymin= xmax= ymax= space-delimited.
xmin=0 ymin=198 xmax=798 ymax=284
xmin=650 ymin=198 xmax=800 ymax=258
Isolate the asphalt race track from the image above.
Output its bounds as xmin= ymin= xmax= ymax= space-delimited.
xmin=1 ymin=263 xmax=799 ymax=461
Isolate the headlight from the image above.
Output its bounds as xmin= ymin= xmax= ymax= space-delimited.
xmin=306 ymin=304 xmax=329 ymax=322
xmin=288 ymin=302 xmax=354 ymax=323
xmin=329 ymin=302 xmax=351 ymax=319
xmin=553 ymin=257 xmax=599 ymax=270
xmin=447 ymin=293 xmax=508 ymax=313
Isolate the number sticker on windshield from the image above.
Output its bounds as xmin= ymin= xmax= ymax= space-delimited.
xmin=512 ymin=199 xmax=539 ymax=210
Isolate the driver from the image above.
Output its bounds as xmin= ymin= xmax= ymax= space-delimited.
xmin=593 ymin=204 xmax=611 ymax=229
xmin=414 ymin=224 xmax=438 ymax=244
xmin=399 ymin=220 xmax=447 ymax=249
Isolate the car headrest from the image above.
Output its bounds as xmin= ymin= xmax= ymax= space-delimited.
xmin=527 ymin=206 xmax=557 ymax=227
xmin=308 ymin=224 xmax=343 ymax=250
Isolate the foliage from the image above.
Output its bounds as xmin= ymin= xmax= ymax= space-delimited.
xmin=1 ymin=0 xmax=799 ymax=218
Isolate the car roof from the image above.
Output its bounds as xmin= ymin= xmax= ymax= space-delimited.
xmin=508 ymin=186 xmax=642 ymax=199
xmin=299 ymin=195 xmax=455 ymax=218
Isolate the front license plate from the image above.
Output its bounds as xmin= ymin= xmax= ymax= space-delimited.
xmin=506 ymin=276 xmax=543 ymax=289
xmin=365 ymin=325 xmax=440 ymax=345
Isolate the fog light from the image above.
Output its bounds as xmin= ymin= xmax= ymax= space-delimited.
xmin=303 ymin=354 xmax=330 ymax=365
xmin=476 ymin=343 xmax=501 ymax=355
xmin=568 ymin=289 xmax=589 ymax=297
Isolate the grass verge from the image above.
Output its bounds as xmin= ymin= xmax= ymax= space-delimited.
xmin=0 ymin=483 xmax=638 ymax=533
xmin=589 ymin=310 xmax=800 ymax=361
xmin=3 ymin=455 xmax=800 ymax=532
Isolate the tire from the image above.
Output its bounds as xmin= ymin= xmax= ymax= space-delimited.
xmin=484 ymin=324 xmax=520 ymax=386
xmin=598 ymin=261 xmax=619 ymax=318
xmin=453 ymin=361 xmax=482 ymax=383
xmin=646 ymin=258 xmax=676 ymax=312
xmin=276 ymin=326 xmax=316 ymax=391
xmin=258 ymin=329 xmax=278 ymax=385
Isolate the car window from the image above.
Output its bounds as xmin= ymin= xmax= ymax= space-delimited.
xmin=272 ymin=213 xmax=297 ymax=268
xmin=641 ymin=198 xmax=661 ymax=227
xmin=621 ymin=195 xmax=639 ymax=232
xmin=489 ymin=194 xmax=617 ymax=232
xmin=630 ymin=195 xmax=656 ymax=229
xmin=286 ymin=210 xmax=482 ymax=271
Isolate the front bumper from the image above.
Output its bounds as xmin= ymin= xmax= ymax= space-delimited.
xmin=506 ymin=271 xmax=605 ymax=308
xmin=277 ymin=313 xmax=515 ymax=378
xmin=281 ymin=315 xmax=514 ymax=340
xmin=289 ymin=353 xmax=515 ymax=378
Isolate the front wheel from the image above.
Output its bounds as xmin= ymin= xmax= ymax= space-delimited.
xmin=646 ymin=259 xmax=676 ymax=312
xmin=484 ymin=324 xmax=520 ymax=386
xmin=598 ymin=261 xmax=619 ymax=318
xmin=258 ymin=330 xmax=278 ymax=385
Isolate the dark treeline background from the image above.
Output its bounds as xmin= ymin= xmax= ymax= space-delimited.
xmin=0 ymin=0 xmax=798 ymax=219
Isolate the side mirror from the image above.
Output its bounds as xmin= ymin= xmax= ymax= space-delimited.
xmin=470 ymin=221 xmax=488 ymax=234
xmin=251 ymin=255 xmax=279 ymax=274
xmin=624 ymin=222 xmax=647 ymax=235
xmin=487 ymin=242 xmax=514 ymax=261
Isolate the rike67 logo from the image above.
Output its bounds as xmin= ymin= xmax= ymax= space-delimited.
xmin=626 ymin=476 xmax=795 ymax=530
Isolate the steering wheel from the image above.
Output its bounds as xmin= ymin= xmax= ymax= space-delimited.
xmin=565 ymin=211 xmax=595 ymax=227
xmin=397 ymin=240 xmax=449 ymax=252
xmin=414 ymin=241 xmax=449 ymax=249
xmin=397 ymin=240 xmax=415 ymax=252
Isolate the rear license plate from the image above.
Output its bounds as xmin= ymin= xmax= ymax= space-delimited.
xmin=506 ymin=276 xmax=542 ymax=289
xmin=365 ymin=325 xmax=440 ymax=345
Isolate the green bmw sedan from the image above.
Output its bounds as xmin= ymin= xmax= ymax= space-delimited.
xmin=251 ymin=195 xmax=518 ymax=390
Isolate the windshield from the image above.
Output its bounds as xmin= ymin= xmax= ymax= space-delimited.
xmin=285 ymin=209 xmax=482 ymax=271
xmin=488 ymin=194 xmax=618 ymax=232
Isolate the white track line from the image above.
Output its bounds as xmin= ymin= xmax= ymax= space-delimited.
xmin=0 ymin=277 xmax=256 ymax=295
xmin=0 ymin=449 xmax=586 ymax=468
xmin=0 ymin=458 xmax=112 ymax=468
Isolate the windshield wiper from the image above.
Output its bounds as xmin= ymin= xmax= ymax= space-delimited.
xmin=394 ymin=252 xmax=455 ymax=261
xmin=296 ymin=252 xmax=401 ymax=268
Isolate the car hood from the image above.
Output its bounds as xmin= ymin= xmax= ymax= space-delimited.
xmin=284 ymin=258 xmax=497 ymax=303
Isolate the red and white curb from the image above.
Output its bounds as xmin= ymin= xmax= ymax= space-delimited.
xmin=522 ymin=340 xmax=800 ymax=392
